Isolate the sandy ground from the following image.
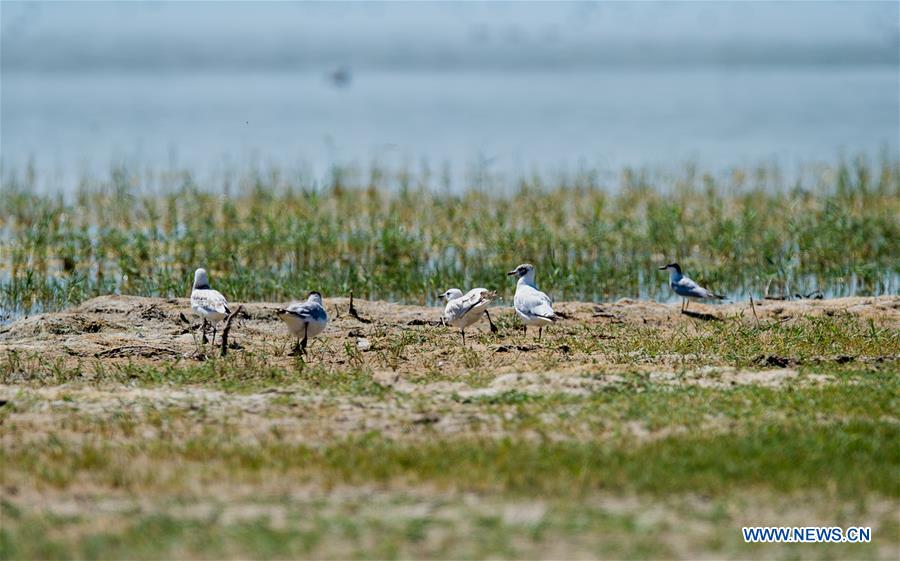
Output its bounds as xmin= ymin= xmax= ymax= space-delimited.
xmin=1 ymin=296 xmax=898 ymax=559
xmin=1 ymin=294 xmax=895 ymax=446
xmin=2 ymin=294 xmax=896 ymax=368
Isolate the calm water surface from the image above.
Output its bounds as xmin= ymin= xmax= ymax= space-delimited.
xmin=3 ymin=66 xmax=897 ymax=189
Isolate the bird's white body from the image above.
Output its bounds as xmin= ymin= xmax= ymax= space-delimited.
xmin=278 ymin=293 xmax=328 ymax=340
xmin=442 ymin=288 xmax=494 ymax=329
xmin=509 ymin=265 xmax=557 ymax=327
xmin=190 ymin=269 xmax=230 ymax=324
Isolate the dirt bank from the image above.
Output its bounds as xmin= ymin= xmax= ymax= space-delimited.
xmin=1 ymin=295 xmax=897 ymax=374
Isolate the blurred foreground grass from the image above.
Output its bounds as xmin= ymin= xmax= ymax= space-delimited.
xmin=1 ymin=362 xmax=897 ymax=560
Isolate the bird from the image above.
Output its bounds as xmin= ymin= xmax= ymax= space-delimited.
xmin=276 ymin=291 xmax=328 ymax=355
xmin=439 ymin=288 xmax=497 ymax=345
xmin=507 ymin=263 xmax=557 ymax=340
xmin=659 ymin=263 xmax=725 ymax=311
xmin=190 ymin=268 xmax=231 ymax=347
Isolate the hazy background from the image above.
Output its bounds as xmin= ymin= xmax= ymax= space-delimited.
xmin=2 ymin=1 xmax=898 ymax=190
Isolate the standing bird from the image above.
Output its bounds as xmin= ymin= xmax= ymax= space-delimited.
xmin=507 ymin=263 xmax=557 ymax=340
xmin=276 ymin=292 xmax=328 ymax=355
xmin=659 ymin=263 xmax=725 ymax=311
xmin=440 ymin=287 xmax=497 ymax=345
xmin=190 ymin=268 xmax=231 ymax=346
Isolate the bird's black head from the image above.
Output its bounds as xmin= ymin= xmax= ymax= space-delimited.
xmin=658 ymin=262 xmax=682 ymax=274
xmin=507 ymin=263 xmax=534 ymax=278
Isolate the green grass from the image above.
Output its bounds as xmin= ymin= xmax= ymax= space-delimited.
xmin=2 ymin=360 xmax=897 ymax=559
xmin=4 ymin=365 xmax=897 ymax=495
xmin=2 ymin=492 xmax=894 ymax=561
xmin=2 ymin=157 xmax=898 ymax=316
xmin=11 ymin=420 xmax=896 ymax=497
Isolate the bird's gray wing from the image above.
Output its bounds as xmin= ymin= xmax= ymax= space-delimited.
xmin=520 ymin=288 xmax=557 ymax=319
xmin=458 ymin=289 xmax=493 ymax=315
xmin=283 ymin=302 xmax=327 ymax=322
xmin=674 ymin=277 xmax=710 ymax=298
xmin=192 ymin=289 xmax=229 ymax=314
xmin=445 ymin=290 xmax=486 ymax=320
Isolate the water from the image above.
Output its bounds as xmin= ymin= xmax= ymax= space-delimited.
xmin=2 ymin=3 xmax=898 ymax=319
xmin=3 ymin=66 xmax=897 ymax=190
xmin=3 ymin=2 xmax=898 ymax=188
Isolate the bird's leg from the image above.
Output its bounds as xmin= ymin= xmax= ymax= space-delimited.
xmin=484 ymin=310 xmax=498 ymax=333
xmin=461 ymin=329 xmax=466 ymax=346
xmin=201 ymin=318 xmax=209 ymax=344
xmin=685 ymin=299 xmax=690 ymax=312
xmin=538 ymin=326 xmax=543 ymax=341
xmin=523 ymin=325 xmax=527 ymax=338
xmin=300 ymin=323 xmax=309 ymax=354
xmin=292 ymin=338 xmax=302 ymax=356
xmin=211 ymin=326 xmax=217 ymax=348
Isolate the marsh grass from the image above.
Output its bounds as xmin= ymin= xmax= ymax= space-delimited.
xmin=2 ymin=158 xmax=897 ymax=317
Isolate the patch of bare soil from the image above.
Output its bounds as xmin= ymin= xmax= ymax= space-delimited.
xmin=0 ymin=366 xmax=854 ymax=452
xmin=2 ymin=296 xmax=897 ymax=559
xmin=1 ymin=295 xmax=896 ymax=373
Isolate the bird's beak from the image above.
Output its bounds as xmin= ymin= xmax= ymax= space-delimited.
xmin=507 ymin=269 xmax=517 ymax=276
xmin=658 ymin=265 xmax=667 ymax=270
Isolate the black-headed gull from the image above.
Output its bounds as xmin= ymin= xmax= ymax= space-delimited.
xmin=276 ymin=291 xmax=328 ymax=355
xmin=507 ymin=263 xmax=557 ymax=340
xmin=659 ymin=263 xmax=725 ymax=311
xmin=440 ymin=288 xmax=497 ymax=345
xmin=191 ymin=268 xmax=231 ymax=346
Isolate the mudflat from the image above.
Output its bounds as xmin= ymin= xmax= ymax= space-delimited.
xmin=1 ymin=295 xmax=898 ymax=559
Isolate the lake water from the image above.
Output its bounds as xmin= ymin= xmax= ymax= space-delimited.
xmin=2 ymin=66 xmax=897 ymax=190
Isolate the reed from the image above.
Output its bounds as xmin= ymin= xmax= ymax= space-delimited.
xmin=2 ymin=157 xmax=897 ymax=317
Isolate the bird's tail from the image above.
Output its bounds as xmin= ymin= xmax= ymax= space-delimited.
xmin=712 ymin=293 xmax=727 ymax=300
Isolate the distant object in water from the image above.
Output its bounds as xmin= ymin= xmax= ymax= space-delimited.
xmin=328 ymin=66 xmax=352 ymax=88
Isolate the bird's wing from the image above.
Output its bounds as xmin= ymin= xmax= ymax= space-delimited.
xmin=192 ymin=289 xmax=229 ymax=314
xmin=674 ymin=277 xmax=710 ymax=298
xmin=519 ymin=287 xmax=557 ymax=319
xmin=283 ymin=301 xmax=327 ymax=322
xmin=445 ymin=289 xmax=489 ymax=320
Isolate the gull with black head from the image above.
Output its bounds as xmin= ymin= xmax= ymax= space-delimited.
xmin=659 ymin=262 xmax=725 ymax=312
xmin=277 ymin=292 xmax=328 ymax=355
xmin=507 ymin=263 xmax=557 ymax=341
